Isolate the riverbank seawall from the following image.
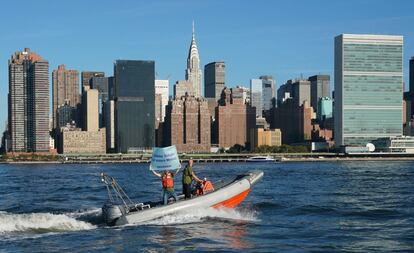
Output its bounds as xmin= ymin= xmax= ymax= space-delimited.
xmin=1 ymin=152 xmax=414 ymax=164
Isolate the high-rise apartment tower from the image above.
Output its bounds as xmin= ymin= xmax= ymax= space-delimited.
xmin=8 ymin=48 xmax=49 ymax=152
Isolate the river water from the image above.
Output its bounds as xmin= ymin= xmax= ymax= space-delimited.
xmin=0 ymin=161 xmax=413 ymax=252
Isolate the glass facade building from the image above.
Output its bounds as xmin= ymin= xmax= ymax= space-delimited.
xmin=334 ymin=34 xmax=403 ymax=147
xmin=318 ymin=97 xmax=333 ymax=121
xmin=250 ymin=79 xmax=263 ymax=117
xmin=260 ymin=75 xmax=276 ymax=111
xmin=249 ymin=77 xmax=276 ymax=117
xmin=91 ymin=76 xmax=109 ymax=128
xmin=57 ymin=103 xmax=77 ymax=128
xmin=114 ymin=60 xmax=155 ymax=153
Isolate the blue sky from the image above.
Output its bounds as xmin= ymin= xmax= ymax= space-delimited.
xmin=1 ymin=0 xmax=414 ymax=134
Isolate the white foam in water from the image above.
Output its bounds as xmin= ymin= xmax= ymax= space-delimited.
xmin=143 ymin=207 xmax=259 ymax=226
xmin=0 ymin=211 xmax=96 ymax=234
xmin=66 ymin=207 xmax=102 ymax=219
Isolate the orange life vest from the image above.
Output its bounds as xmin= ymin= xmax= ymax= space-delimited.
xmin=162 ymin=173 xmax=174 ymax=189
xmin=203 ymin=181 xmax=214 ymax=193
xmin=196 ymin=181 xmax=214 ymax=196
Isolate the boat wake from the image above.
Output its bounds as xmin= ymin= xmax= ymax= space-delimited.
xmin=0 ymin=208 xmax=99 ymax=235
xmin=0 ymin=206 xmax=258 ymax=236
xmin=142 ymin=207 xmax=259 ymax=226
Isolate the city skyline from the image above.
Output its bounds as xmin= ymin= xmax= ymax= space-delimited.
xmin=1 ymin=1 xmax=414 ymax=135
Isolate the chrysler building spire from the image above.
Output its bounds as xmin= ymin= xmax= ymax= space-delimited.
xmin=185 ymin=21 xmax=202 ymax=97
xmin=192 ymin=20 xmax=195 ymax=39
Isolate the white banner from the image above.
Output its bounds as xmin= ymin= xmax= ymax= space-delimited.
xmin=150 ymin=146 xmax=181 ymax=171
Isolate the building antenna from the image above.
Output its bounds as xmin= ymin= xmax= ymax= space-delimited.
xmin=192 ymin=20 xmax=195 ymax=39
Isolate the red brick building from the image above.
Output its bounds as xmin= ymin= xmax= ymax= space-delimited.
xmin=270 ymin=99 xmax=313 ymax=144
xmin=215 ymin=88 xmax=256 ymax=149
xmin=164 ymin=95 xmax=211 ymax=153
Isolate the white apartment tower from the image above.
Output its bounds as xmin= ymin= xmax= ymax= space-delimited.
xmin=155 ymin=79 xmax=169 ymax=121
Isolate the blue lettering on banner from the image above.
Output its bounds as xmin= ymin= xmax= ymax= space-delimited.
xmin=150 ymin=146 xmax=181 ymax=171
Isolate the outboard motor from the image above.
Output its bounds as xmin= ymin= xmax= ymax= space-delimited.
xmin=101 ymin=173 xmax=137 ymax=226
xmin=102 ymin=203 xmax=125 ymax=226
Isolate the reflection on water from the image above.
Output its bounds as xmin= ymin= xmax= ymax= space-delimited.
xmin=145 ymin=209 xmax=255 ymax=251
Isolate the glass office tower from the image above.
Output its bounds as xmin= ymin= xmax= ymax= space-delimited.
xmin=260 ymin=75 xmax=276 ymax=111
xmin=334 ymin=34 xmax=403 ymax=147
xmin=250 ymin=79 xmax=263 ymax=118
xmin=114 ymin=60 xmax=155 ymax=153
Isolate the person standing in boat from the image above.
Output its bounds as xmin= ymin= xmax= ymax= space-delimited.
xmin=182 ymin=159 xmax=203 ymax=199
xmin=151 ymin=168 xmax=179 ymax=205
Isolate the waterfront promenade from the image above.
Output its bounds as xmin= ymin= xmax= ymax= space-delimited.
xmin=1 ymin=152 xmax=414 ymax=164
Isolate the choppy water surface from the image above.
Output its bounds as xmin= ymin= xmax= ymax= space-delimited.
xmin=0 ymin=161 xmax=413 ymax=252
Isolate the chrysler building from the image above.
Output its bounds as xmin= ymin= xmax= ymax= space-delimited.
xmin=185 ymin=22 xmax=202 ymax=97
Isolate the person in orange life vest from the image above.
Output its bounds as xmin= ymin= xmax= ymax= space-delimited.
xmin=151 ymin=168 xmax=180 ymax=205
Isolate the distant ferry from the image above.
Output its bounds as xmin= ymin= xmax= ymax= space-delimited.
xmin=246 ymin=156 xmax=275 ymax=162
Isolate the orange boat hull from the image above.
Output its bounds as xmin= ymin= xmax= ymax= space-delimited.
xmin=212 ymin=189 xmax=251 ymax=209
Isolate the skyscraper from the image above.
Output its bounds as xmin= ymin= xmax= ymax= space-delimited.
xmin=291 ymin=79 xmax=311 ymax=107
xmin=81 ymin=71 xmax=105 ymax=93
xmin=155 ymin=79 xmax=169 ymax=122
xmin=174 ymin=80 xmax=194 ymax=98
xmin=277 ymin=79 xmax=311 ymax=108
xmin=185 ymin=22 xmax=202 ymax=97
xmin=8 ymin=48 xmax=49 ymax=152
xmin=85 ymin=89 xmax=99 ymax=132
xmin=410 ymin=57 xmax=414 ymax=96
xmin=215 ymin=88 xmax=256 ymax=148
xmin=234 ymin=85 xmax=251 ymax=104
xmin=334 ymin=34 xmax=403 ymax=147
xmin=105 ymin=100 xmax=115 ymax=151
xmin=260 ymin=75 xmax=276 ymax=110
xmin=308 ymin=75 xmax=330 ymax=113
xmin=155 ymin=94 xmax=163 ymax=125
xmin=317 ymin=97 xmax=333 ymax=122
xmin=409 ymin=57 xmax=414 ymax=120
xmin=164 ymin=95 xmax=210 ymax=153
xmin=114 ymin=60 xmax=155 ymax=153
xmin=52 ymin=64 xmax=80 ymax=128
xmin=91 ymin=76 xmax=109 ymax=104
xmin=57 ymin=102 xmax=77 ymax=128
xmin=250 ymin=77 xmax=276 ymax=117
xmin=90 ymin=76 xmax=110 ymax=127
xmin=270 ymin=99 xmax=313 ymax=144
xmin=250 ymin=79 xmax=263 ymax=117
xmin=80 ymin=71 xmax=105 ymax=129
xmin=277 ymin=82 xmax=292 ymax=106
xmin=204 ymin=61 xmax=225 ymax=101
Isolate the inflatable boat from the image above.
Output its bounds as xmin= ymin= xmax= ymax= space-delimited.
xmin=101 ymin=170 xmax=263 ymax=226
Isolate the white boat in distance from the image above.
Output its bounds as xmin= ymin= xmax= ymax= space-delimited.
xmin=246 ymin=155 xmax=275 ymax=162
